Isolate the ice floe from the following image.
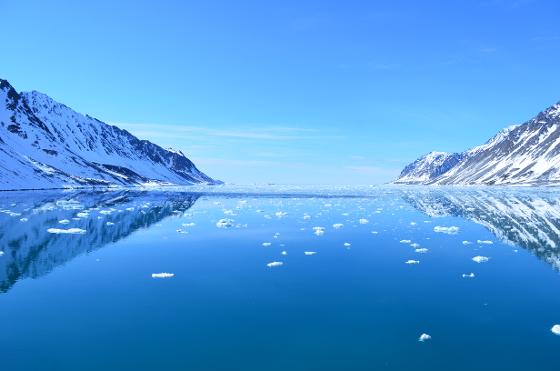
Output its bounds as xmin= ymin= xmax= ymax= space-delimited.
xmin=106 ymin=222 xmax=114 ymax=226
xmin=472 ymin=256 xmax=490 ymax=263
xmin=275 ymin=211 xmax=288 ymax=218
xmin=405 ymin=260 xmax=420 ymax=264
xmin=151 ymin=273 xmax=174 ymax=278
xmin=551 ymin=325 xmax=560 ymax=335
xmin=359 ymin=218 xmax=369 ymax=224
xmin=58 ymin=219 xmax=70 ymax=224
xmin=281 ymin=251 xmax=288 ymax=255
xmin=462 ymin=241 xmax=472 ymax=245
xmin=418 ymin=333 xmax=431 ymax=342
xmin=410 ymin=243 xmax=420 ymax=248
xmin=313 ymin=227 xmax=325 ymax=236
xmin=333 ymin=223 xmax=344 ymax=229
xmin=262 ymin=242 xmax=272 ymax=247
xmin=0 ymin=251 xmax=4 ymax=257
xmin=477 ymin=240 xmax=493 ymax=245
xmin=433 ymin=226 xmax=459 ymax=235
xmin=304 ymin=251 xmax=317 ymax=256
xmin=267 ymin=261 xmax=283 ymax=267
xmin=415 ymin=248 xmax=428 ymax=253
xmin=400 ymin=239 xmax=412 ymax=244
xmin=462 ymin=273 xmax=475 ymax=278
xmin=20 ymin=217 xmax=28 ymax=222
xmin=47 ymin=228 xmax=86 ymax=235
xmin=216 ymin=218 xmax=234 ymax=228
xmin=344 ymin=242 xmax=351 ymax=247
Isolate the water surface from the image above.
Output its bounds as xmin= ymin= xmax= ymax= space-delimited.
xmin=1 ymin=186 xmax=560 ymax=370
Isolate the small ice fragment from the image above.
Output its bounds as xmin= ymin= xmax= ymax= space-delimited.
xmin=20 ymin=217 xmax=28 ymax=222
xmin=400 ymin=239 xmax=412 ymax=244
xmin=462 ymin=241 xmax=472 ymax=245
xmin=106 ymin=222 xmax=114 ymax=226
xmin=344 ymin=242 xmax=351 ymax=247
xmin=262 ymin=242 xmax=272 ymax=247
xmin=267 ymin=261 xmax=283 ymax=267
xmin=76 ymin=212 xmax=89 ymax=218
xmin=433 ymin=226 xmax=459 ymax=234
xmin=472 ymin=256 xmax=490 ymax=263
xmin=359 ymin=218 xmax=369 ymax=224
xmin=275 ymin=211 xmax=287 ymax=218
xmin=551 ymin=325 xmax=560 ymax=335
xmin=304 ymin=251 xmax=317 ymax=256
xmin=223 ymin=209 xmax=236 ymax=216
xmin=405 ymin=260 xmax=420 ymax=264
xmin=371 ymin=231 xmax=378 ymax=234
xmin=47 ymin=228 xmax=86 ymax=235
xmin=462 ymin=273 xmax=475 ymax=278
xmin=410 ymin=243 xmax=420 ymax=248
xmin=182 ymin=222 xmax=196 ymax=227
xmin=303 ymin=214 xmax=311 ymax=220
xmin=281 ymin=251 xmax=288 ymax=255
xmin=0 ymin=251 xmax=4 ymax=257
xmin=415 ymin=248 xmax=428 ymax=253
xmin=333 ymin=223 xmax=344 ymax=229
xmin=59 ymin=219 xmax=70 ymax=224
xmin=418 ymin=333 xmax=431 ymax=342
xmin=216 ymin=218 xmax=234 ymax=228
xmin=313 ymin=227 xmax=325 ymax=236
xmin=410 ymin=222 xmax=417 ymax=226
xmin=477 ymin=240 xmax=493 ymax=245
xmin=152 ymin=272 xmax=174 ymax=278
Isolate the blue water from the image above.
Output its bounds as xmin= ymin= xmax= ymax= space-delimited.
xmin=1 ymin=187 xmax=560 ymax=370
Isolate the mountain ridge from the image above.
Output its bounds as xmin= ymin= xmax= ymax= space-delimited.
xmin=394 ymin=100 xmax=560 ymax=185
xmin=0 ymin=79 xmax=220 ymax=190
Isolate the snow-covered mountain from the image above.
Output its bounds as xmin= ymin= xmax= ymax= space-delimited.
xmin=0 ymin=79 xmax=219 ymax=190
xmin=394 ymin=101 xmax=560 ymax=185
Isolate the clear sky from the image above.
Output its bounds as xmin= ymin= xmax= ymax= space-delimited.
xmin=2 ymin=0 xmax=560 ymax=184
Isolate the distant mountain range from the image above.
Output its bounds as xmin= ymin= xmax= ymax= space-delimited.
xmin=0 ymin=79 xmax=219 ymax=190
xmin=394 ymin=101 xmax=560 ymax=185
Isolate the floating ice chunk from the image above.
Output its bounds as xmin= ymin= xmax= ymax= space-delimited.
xmin=333 ymin=223 xmax=344 ymax=229
xmin=462 ymin=273 xmax=475 ymax=278
xmin=281 ymin=251 xmax=288 ymax=256
xmin=303 ymin=214 xmax=311 ymax=220
xmin=462 ymin=241 xmax=472 ymax=245
xmin=182 ymin=222 xmax=196 ymax=227
xmin=410 ymin=243 xmax=420 ymax=248
xmin=371 ymin=231 xmax=378 ymax=234
xmin=264 ymin=215 xmax=272 ymax=219
xmin=418 ymin=333 xmax=431 ymax=342
xmin=400 ymin=239 xmax=412 ymax=244
xmin=267 ymin=261 xmax=283 ymax=267
xmin=99 ymin=210 xmax=113 ymax=215
xmin=275 ymin=211 xmax=288 ymax=218
xmin=47 ymin=228 xmax=86 ymax=235
xmin=410 ymin=222 xmax=417 ymax=226
xmin=106 ymin=222 xmax=114 ymax=226
xmin=344 ymin=242 xmax=351 ymax=247
xmin=472 ymin=256 xmax=490 ymax=263
xmin=59 ymin=219 xmax=70 ymax=224
xmin=313 ymin=227 xmax=325 ymax=236
xmin=304 ymin=251 xmax=317 ymax=256
xmin=415 ymin=248 xmax=428 ymax=253
xmin=477 ymin=240 xmax=493 ymax=245
xmin=359 ymin=218 xmax=369 ymax=224
xmin=76 ymin=212 xmax=89 ymax=218
xmin=223 ymin=209 xmax=236 ymax=216
xmin=126 ymin=207 xmax=135 ymax=212
xmin=262 ymin=242 xmax=272 ymax=247
xmin=405 ymin=260 xmax=420 ymax=264
xmin=551 ymin=325 xmax=560 ymax=335
xmin=216 ymin=218 xmax=234 ymax=228
xmin=152 ymin=272 xmax=174 ymax=278
xmin=0 ymin=251 xmax=4 ymax=257
xmin=433 ymin=226 xmax=459 ymax=235
xmin=20 ymin=217 xmax=28 ymax=222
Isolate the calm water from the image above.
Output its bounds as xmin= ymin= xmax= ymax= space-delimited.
xmin=1 ymin=186 xmax=560 ymax=370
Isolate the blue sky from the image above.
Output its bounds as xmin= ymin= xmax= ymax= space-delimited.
xmin=2 ymin=0 xmax=560 ymax=184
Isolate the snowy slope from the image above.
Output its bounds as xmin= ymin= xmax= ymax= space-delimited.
xmin=394 ymin=101 xmax=560 ymax=185
xmin=394 ymin=151 xmax=463 ymax=184
xmin=0 ymin=79 xmax=219 ymax=190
